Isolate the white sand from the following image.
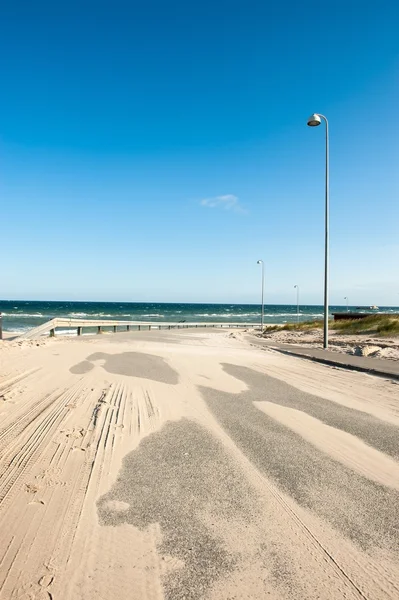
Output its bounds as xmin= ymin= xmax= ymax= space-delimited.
xmin=259 ymin=327 xmax=399 ymax=360
xmin=0 ymin=329 xmax=398 ymax=599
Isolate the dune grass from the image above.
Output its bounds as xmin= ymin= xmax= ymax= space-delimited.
xmin=332 ymin=315 xmax=399 ymax=336
xmin=264 ymin=315 xmax=399 ymax=337
xmin=265 ymin=320 xmax=322 ymax=333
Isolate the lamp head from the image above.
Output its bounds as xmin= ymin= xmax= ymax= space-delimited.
xmin=307 ymin=113 xmax=321 ymax=127
xmin=257 ymin=260 xmax=263 ymax=265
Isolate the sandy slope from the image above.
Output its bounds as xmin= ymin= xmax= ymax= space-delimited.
xmin=0 ymin=329 xmax=398 ymax=599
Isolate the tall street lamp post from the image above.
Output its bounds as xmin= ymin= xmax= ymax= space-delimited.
xmin=307 ymin=113 xmax=329 ymax=349
xmin=294 ymin=285 xmax=299 ymax=322
xmin=257 ymin=260 xmax=264 ymax=332
xmin=344 ymin=296 xmax=349 ymax=312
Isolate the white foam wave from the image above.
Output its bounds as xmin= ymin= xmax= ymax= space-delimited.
xmin=2 ymin=312 xmax=44 ymax=318
xmin=194 ymin=313 xmax=259 ymax=318
xmin=67 ymin=313 xmax=116 ymax=318
xmin=259 ymin=312 xmax=324 ymax=318
xmin=2 ymin=326 xmax=31 ymax=333
xmin=219 ymin=313 xmax=259 ymax=318
xmin=55 ymin=329 xmax=78 ymax=337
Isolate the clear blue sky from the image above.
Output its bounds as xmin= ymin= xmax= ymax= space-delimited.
xmin=1 ymin=0 xmax=398 ymax=305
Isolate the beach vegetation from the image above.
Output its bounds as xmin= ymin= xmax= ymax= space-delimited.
xmin=264 ymin=315 xmax=399 ymax=337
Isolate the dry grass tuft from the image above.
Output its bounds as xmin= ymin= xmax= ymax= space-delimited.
xmin=263 ymin=315 xmax=399 ymax=337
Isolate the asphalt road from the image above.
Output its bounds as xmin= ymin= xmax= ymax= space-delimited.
xmin=96 ymin=348 xmax=399 ymax=599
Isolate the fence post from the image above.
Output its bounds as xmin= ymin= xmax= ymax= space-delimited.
xmin=127 ymin=325 xmax=130 ymax=331
xmin=97 ymin=326 xmax=102 ymax=334
xmin=77 ymin=327 xmax=82 ymax=336
xmin=113 ymin=325 xmax=117 ymax=333
xmin=49 ymin=328 xmax=55 ymax=337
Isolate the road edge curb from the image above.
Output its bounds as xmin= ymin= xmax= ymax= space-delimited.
xmin=269 ymin=347 xmax=399 ymax=382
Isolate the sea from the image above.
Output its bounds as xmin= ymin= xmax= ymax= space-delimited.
xmin=1 ymin=300 xmax=398 ymax=335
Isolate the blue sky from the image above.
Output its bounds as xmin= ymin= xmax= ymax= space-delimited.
xmin=1 ymin=0 xmax=398 ymax=305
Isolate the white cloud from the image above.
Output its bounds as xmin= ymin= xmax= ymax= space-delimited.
xmin=200 ymin=194 xmax=247 ymax=214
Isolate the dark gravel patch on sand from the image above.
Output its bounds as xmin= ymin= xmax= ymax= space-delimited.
xmin=200 ymin=364 xmax=399 ymax=554
xmin=226 ymin=365 xmax=399 ymax=459
xmin=97 ymin=419 xmax=262 ymax=600
xmin=70 ymin=351 xmax=179 ymax=383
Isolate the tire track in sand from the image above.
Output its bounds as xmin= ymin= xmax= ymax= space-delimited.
xmin=0 ymin=379 xmax=90 ymax=510
xmin=0 ymin=373 xmax=163 ymax=600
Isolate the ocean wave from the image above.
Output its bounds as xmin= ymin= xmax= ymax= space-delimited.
xmin=67 ymin=313 xmax=116 ymax=318
xmin=86 ymin=313 xmax=115 ymax=317
xmin=192 ymin=313 xmax=230 ymax=317
xmin=219 ymin=313 xmax=259 ymax=318
xmin=188 ymin=311 xmax=328 ymax=320
xmin=2 ymin=326 xmax=31 ymax=333
xmin=142 ymin=314 xmax=165 ymax=318
xmin=192 ymin=313 xmax=259 ymax=318
xmin=55 ymin=329 xmax=78 ymax=337
xmin=260 ymin=312 xmax=324 ymax=318
xmin=2 ymin=312 xmax=45 ymax=318
xmin=68 ymin=312 xmax=128 ymax=319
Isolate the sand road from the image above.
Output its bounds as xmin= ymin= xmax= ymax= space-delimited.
xmin=0 ymin=329 xmax=398 ymax=599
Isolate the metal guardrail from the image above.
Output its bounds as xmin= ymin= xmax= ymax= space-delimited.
xmin=14 ymin=318 xmax=259 ymax=340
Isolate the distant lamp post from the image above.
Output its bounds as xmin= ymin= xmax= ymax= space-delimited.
xmin=307 ymin=112 xmax=329 ymax=349
xmin=294 ymin=285 xmax=300 ymax=322
xmin=344 ymin=296 xmax=349 ymax=312
xmin=257 ymin=260 xmax=264 ymax=332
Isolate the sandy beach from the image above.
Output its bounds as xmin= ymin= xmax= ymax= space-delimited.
xmin=0 ymin=328 xmax=398 ymax=599
xmin=259 ymin=327 xmax=399 ymax=361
